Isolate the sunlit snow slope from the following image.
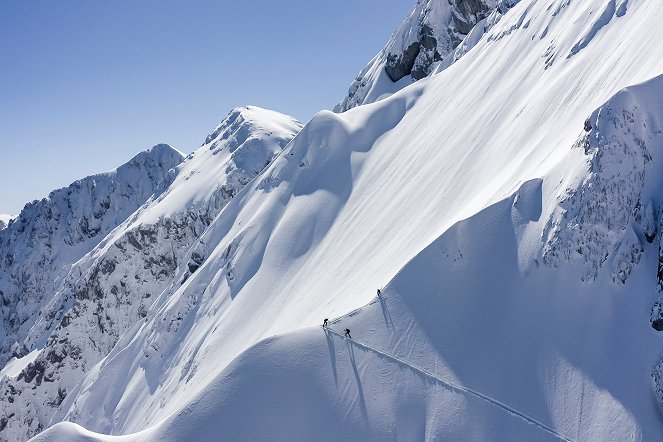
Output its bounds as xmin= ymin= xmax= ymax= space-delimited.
xmin=0 ymin=107 xmax=300 ymax=441
xmin=27 ymin=0 xmax=663 ymax=440
xmin=335 ymin=0 xmax=520 ymax=112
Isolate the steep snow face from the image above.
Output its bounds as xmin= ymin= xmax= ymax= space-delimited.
xmin=335 ymin=0 xmax=519 ymax=112
xmin=142 ymin=162 xmax=662 ymax=441
xmin=38 ymin=73 xmax=663 ymax=441
xmin=0 ymin=107 xmax=300 ymax=441
xmin=43 ymin=0 xmax=663 ymax=439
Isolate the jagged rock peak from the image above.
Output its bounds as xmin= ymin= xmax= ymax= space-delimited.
xmin=336 ymin=0 xmax=519 ymax=112
xmin=0 ymin=142 xmax=184 ymax=379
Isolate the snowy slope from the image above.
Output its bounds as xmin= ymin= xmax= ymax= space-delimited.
xmin=28 ymin=0 xmax=663 ymax=440
xmin=335 ymin=0 xmax=519 ymax=112
xmin=0 ymin=108 xmax=300 ymax=440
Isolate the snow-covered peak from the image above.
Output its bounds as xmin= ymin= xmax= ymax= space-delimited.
xmin=204 ymin=105 xmax=298 ymax=145
xmin=141 ymin=106 xmax=302 ymax=224
xmin=0 ymin=214 xmax=16 ymax=230
xmin=335 ymin=0 xmax=519 ymax=112
xmin=0 ymin=107 xmax=300 ymax=441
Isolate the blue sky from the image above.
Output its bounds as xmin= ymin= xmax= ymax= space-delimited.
xmin=0 ymin=1 xmax=412 ymax=215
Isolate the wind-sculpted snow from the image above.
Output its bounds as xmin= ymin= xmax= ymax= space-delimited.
xmin=141 ymin=177 xmax=663 ymax=440
xmin=13 ymin=0 xmax=663 ymax=439
xmin=336 ymin=0 xmax=520 ymax=112
xmin=51 ymin=95 xmax=418 ymax=435
xmin=0 ymin=108 xmax=299 ymax=441
xmin=33 ymin=176 xmax=660 ymax=441
xmin=568 ymin=0 xmax=630 ymax=58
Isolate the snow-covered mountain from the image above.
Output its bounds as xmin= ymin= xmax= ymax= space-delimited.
xmin=7 ymin=0 xmax=663 ymax=440
xmin=0 ymin=108 xmax=300 ymax=441
xmin=0 ymin=143 xmax=183 ymax=365
xmin=0 ymin=143 xmax=185 ymax=437
xmin=335 ymin=0 xmax=519 ymax=112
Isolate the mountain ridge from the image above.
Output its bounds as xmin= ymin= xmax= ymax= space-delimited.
xmin=4 ymin=0 xmax=663 ymax=440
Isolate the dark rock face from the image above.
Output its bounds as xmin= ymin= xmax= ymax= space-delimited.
xmin=384 ymin=1 xmax=495 ymax=83
xmin=386 ymin=44 xmax=422 ymax=82
xmin=653 ymin=299 xmax=663 ymax=331
xmin=452 ymin=0 xmax=494 ymax=34
xmin=386 ymin=24 xmax=444 ymax=82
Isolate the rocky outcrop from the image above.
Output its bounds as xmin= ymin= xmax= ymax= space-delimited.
xmin=336 ymin=0 xmax=520 ymax=112
xmin=542 ymin=88 xmax=657 ymax=283
xmin=0 ymin=215 xmax=14 ymax=231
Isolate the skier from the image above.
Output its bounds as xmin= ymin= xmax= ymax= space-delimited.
xmin=377 ymin=288 xmax=381 ymax=298
xmin=344 ymin=328 xmax=351 ymax=339
xmin=323 ymin=318 xmax=328 ymax=328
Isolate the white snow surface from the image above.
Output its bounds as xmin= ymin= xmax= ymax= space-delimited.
xmin=0 ymin=349 xmax=41 ymax=379
xmin=335 ymin=0 xmax=519 ymax=112
xmin=21 ymin=0 xmax=663 ymax=440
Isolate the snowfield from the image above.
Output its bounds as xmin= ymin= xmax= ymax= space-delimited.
xmin=4 ymin=0 xmax=663 ymax=440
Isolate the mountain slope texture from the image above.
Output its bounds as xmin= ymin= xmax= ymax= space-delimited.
xmin=2 ymin=0 xmax=663 ymax=440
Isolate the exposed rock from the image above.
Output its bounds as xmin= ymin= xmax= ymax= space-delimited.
xmin=651 ymin=299 xmax=663 ymax=331
xmin=337 ymin=0 xmax=521 ymax=112
xmin=653 ymin=357 xmax=663 ymax=414
xmin=543 ymin=93 xmax=655 ymax=283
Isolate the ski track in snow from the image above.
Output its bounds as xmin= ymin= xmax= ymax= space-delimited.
xmin=327 ymin=296 xmax=572 ymax=442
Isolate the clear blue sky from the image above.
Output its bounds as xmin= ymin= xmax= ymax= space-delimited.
xmin=0 ymin=1 xmax=412 ymax=215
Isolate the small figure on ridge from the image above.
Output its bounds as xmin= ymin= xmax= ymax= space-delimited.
xmin=323 ymin=318 xmax=328 ymax=328
xmin=344 ymin=328 xmax=351 ymax=339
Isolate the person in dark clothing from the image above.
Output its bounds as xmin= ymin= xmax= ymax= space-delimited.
xmin=323 ymin=318 xmax=328 ymax=328
xmin=377 ymin=289 xmax=381 ymax=298
xmin=344 ymin=328 xmax=351 ymax=339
